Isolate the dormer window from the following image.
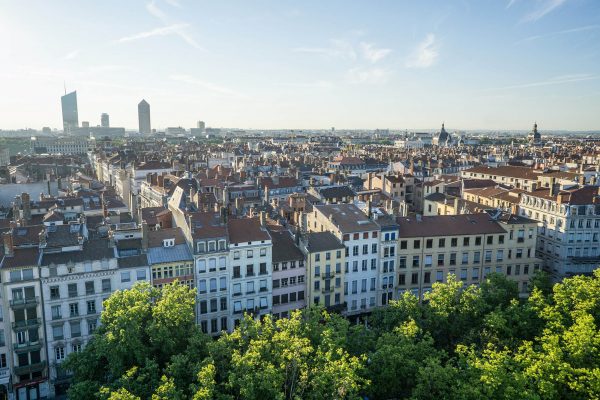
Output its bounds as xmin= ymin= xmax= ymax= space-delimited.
xmin=197 ymin=241 xmax=206 ymax=253
xmin=208 ymin=241 xmax=216 ymax=252
xmin=163 ymin=238 xmax=175 ymax=247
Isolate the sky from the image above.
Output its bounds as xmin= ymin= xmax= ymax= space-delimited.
xmin=1 ymin=0 xmax=599 ymax=131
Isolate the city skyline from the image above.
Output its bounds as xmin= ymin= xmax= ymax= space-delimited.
xmin=1 ymin=0 xmax=600 ymax=131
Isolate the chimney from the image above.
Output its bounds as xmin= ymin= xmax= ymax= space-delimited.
xmin=453 ymin=197 xmax=459 ymax=213
xmin=3 ymin=232 xmax=14 ymax=257
xmin=259 ymin=211 xmax=266 ymax=228
xmin=21 ymin=193 xmax=31 ymax=222
xmin=141 ymin=220 xmax=149 ymax=251
xmin=367 ymin=199 xmax=372 ymax=220
xmin=578 ymin=174 xmax=586 ymax=186
xmin=157 ymin=175 xmax=164 ymax=188
xmin=550 ymin=177 xmax=557 ymax=197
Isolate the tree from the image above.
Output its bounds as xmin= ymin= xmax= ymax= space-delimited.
xmin=212 ymin=310 xmax=366 ymax=400
xmin=65 ymin=282 xmax=208 ymax=400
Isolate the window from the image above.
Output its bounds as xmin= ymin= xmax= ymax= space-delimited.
xmin=463 ymin=237 xmax=470 ymax=246
xmin=198 ymin=280 xmax=207 ymax=293
xmin=400 ymin=240 xmax=407 ymax=249
xmin=70 ymin=321 xmax=81 ymax=337
xmin=475 ymin=237 xmax=482 ymax=246
xmin=69 ymin=303 xmax=79 ymax=317
xmin=210 ymin=278 xmax=217 ymax=292
xmin=137 ymin=269 xmax=147 ymax=280
xmin=102 ymin=279 xmax=111 ymax=293
xmin=487 ymin=236 xmax=493 ymax=245
xmin=233 ymin=266 xmax=241 ymax=278
xmin=88 ymin=319 xmax=97 ymax=333
xmin=260 ymin=262 xmax=267 ymax=275
xmin=68 ymin=283 xmax=78 ymax=298
xmin=437 ymin=254 xmax=444 ymax=266
xmin=52 ymin=305 xmax=62 ymax=320
xmin=246 ymin=264 xmax=254 ymax=276
xmin=451 ymin=238 xmax=458 ymax=247
xmin=246 ymin=281 xmax=255 ymax=293
xmin=233 ymin=283 xmax=241 ymax=295
xmin=413 ymin=240 xmax=421 ymax=249
xmin=211 ymin=299 xmax=218 ymax=313
xmin=412 ymin=256 xmax=420 ymax=267
xmin=425 ymin=255 xmax=432 ymax=267
xmin=220 ymin=297 xmax=228 ymax=311
xmin=497 ymin=250 xmax=504 ymax=261
xmin=72 ymin=343 xmax=82 ymax=353
xmin=233 ymin=251 xmax=240 ymax=260
xmin=439 ymin=238 xmax=446 ymax=248
xmin=52 ymin=325 xmax=64 ymax=340
xmin=426 ymin=239 xmax=433 ymax=248
xmin=55 ymin=346 xmax=65 ymax=361
xmin=485 ymin=250 xmax=492 ymax=263
xmin=450 ymin=253 xmax=456 ymax=265
xmin=197 ymin=242 xmax=206 ymax=253
xmin=87 ymin=300 xmax=96 ymax=314
xmin=200 ymin=301 xmax=207 ymax=314
xmin=198 ymin=260 xmax=206 ymax=273
xmin=460 ymin=269 xmax=468 ymax=281
xmin=260 ymin=248 xmax=267 ymax=256
xmin=411 ymin=273 xmax=419 ymax=284
xmin=247 ymin=250 xmax=253 ymax=258
xmin=121 ymin=271 xmax=131 ymax=283
xmin=220 ymin=276 xmax=227 ymax=291
xmin=50 ymin=286 xmax=60 ymax=300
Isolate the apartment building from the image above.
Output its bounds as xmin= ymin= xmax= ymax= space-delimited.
xmin=270 ymin=230 xmax=305 ymax=319
xmin=40 ymin=221 xmax=150 ymax=397
xmin=519 ymin=185 xmax=600 ymax=278
xmin=461 ymin=166 xmax=541 ymax=191
xmin=302 ymin=232 xmax=346 ymax=311
xmin=1 ymin=227 xmax=48 ymax=400
xmin=395 ymin=213 xmax=541 ymax=298
xmin=146 ymin=227 xmax=194 ymax=289
xmin=307 ymin=204 xmax=380 ymax=315
xmin=227 ymin=217 xmax=272 ymax=328
xmin=188 ymin=211 xmax=230 ymax=335
xmin=377 ymin=215 xmax=398 ymax=306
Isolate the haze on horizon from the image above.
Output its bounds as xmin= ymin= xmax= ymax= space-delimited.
xmin=1 ymin=0 xmax=599 ymax=131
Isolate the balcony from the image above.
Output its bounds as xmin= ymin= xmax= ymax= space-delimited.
xmin=321 ymin=287 xmax=335 ymax=294
xmin=10 ymin=297 xmax=39 ymax=308
xmin=321 ymin=272 xmax=335 ymax=279
xmin=12 ymin=318 xmax=41 ymax=330
xmin=14 ymin=361 xmax=47 ymax=376
xmin=14 ymin=339 xmax=43 ymax=353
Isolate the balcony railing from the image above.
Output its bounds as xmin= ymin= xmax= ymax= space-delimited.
xmin=10 ymin=297 xmax=39 ymax=307
xmin=14 ymin=361 xmax=47 ymax=376
xmin=14 ymin=340 xmax=43 ymax=353
xmin=12 ymin=318 xmax=41 ymax=329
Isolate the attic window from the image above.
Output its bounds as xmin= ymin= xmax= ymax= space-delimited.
xmin=163 ymin=239 xmax=175 ymax=247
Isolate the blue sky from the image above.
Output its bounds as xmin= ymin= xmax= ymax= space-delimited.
xmin=1 ymin=0 xmax=599 ymax=131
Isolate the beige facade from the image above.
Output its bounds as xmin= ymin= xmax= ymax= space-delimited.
xmin=396 ymin=214 xmax=542 ymax=299
xmin=302 ymin=232 xmax=346 ymax=311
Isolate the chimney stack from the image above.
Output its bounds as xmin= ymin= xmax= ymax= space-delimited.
xmin=141 ymin=220 xmax=149 ymax=251
xmin=259 ymin=211 xmax=266 ymax=228
xmin=3 ymin=232 xmax=14 ymax=257
xmin=21 ymin=193 xmax=31 ymax=222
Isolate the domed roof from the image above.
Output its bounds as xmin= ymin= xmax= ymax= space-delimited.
xmin=438 ymin=123 xmax=450 ymax=142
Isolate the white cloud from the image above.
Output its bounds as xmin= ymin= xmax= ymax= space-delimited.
xmin=169 ymin=74 xmax=248 ymax=98
xmin=489 ymin=73 xmax=599 ymax=90
xmin=345 ymin=67 xmax=389 ymax=84
xmin=405 ymin=33 xmax=439 ymax=69
xmin=293 ymin=39 xmax=356 ymax=60
xmin=164 ymin=0 xmax=182 ymax=8
xmin=135 ymin=1 xmax=202 ymax=49
xmin=522 ymin=0 xmax=567 ymax=22
xmin=517 ymin=24 xmax=599 ymax=43
xmin=116 ymin=24 xmax=190 ymax=43
xmin=360 ymin=42 xmax=392 ymax=63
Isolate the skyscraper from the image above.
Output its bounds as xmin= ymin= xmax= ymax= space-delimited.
xmin=101 ymin=113 xmax=110 ymax=128
xmin=138 ymin=100 xmax=151 ymax=134
xmin=61 ymin=91 xmax=79 ymax=134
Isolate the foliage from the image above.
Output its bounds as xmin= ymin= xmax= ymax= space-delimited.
xmin=66 ymin=272 xmax=600 ymax=399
